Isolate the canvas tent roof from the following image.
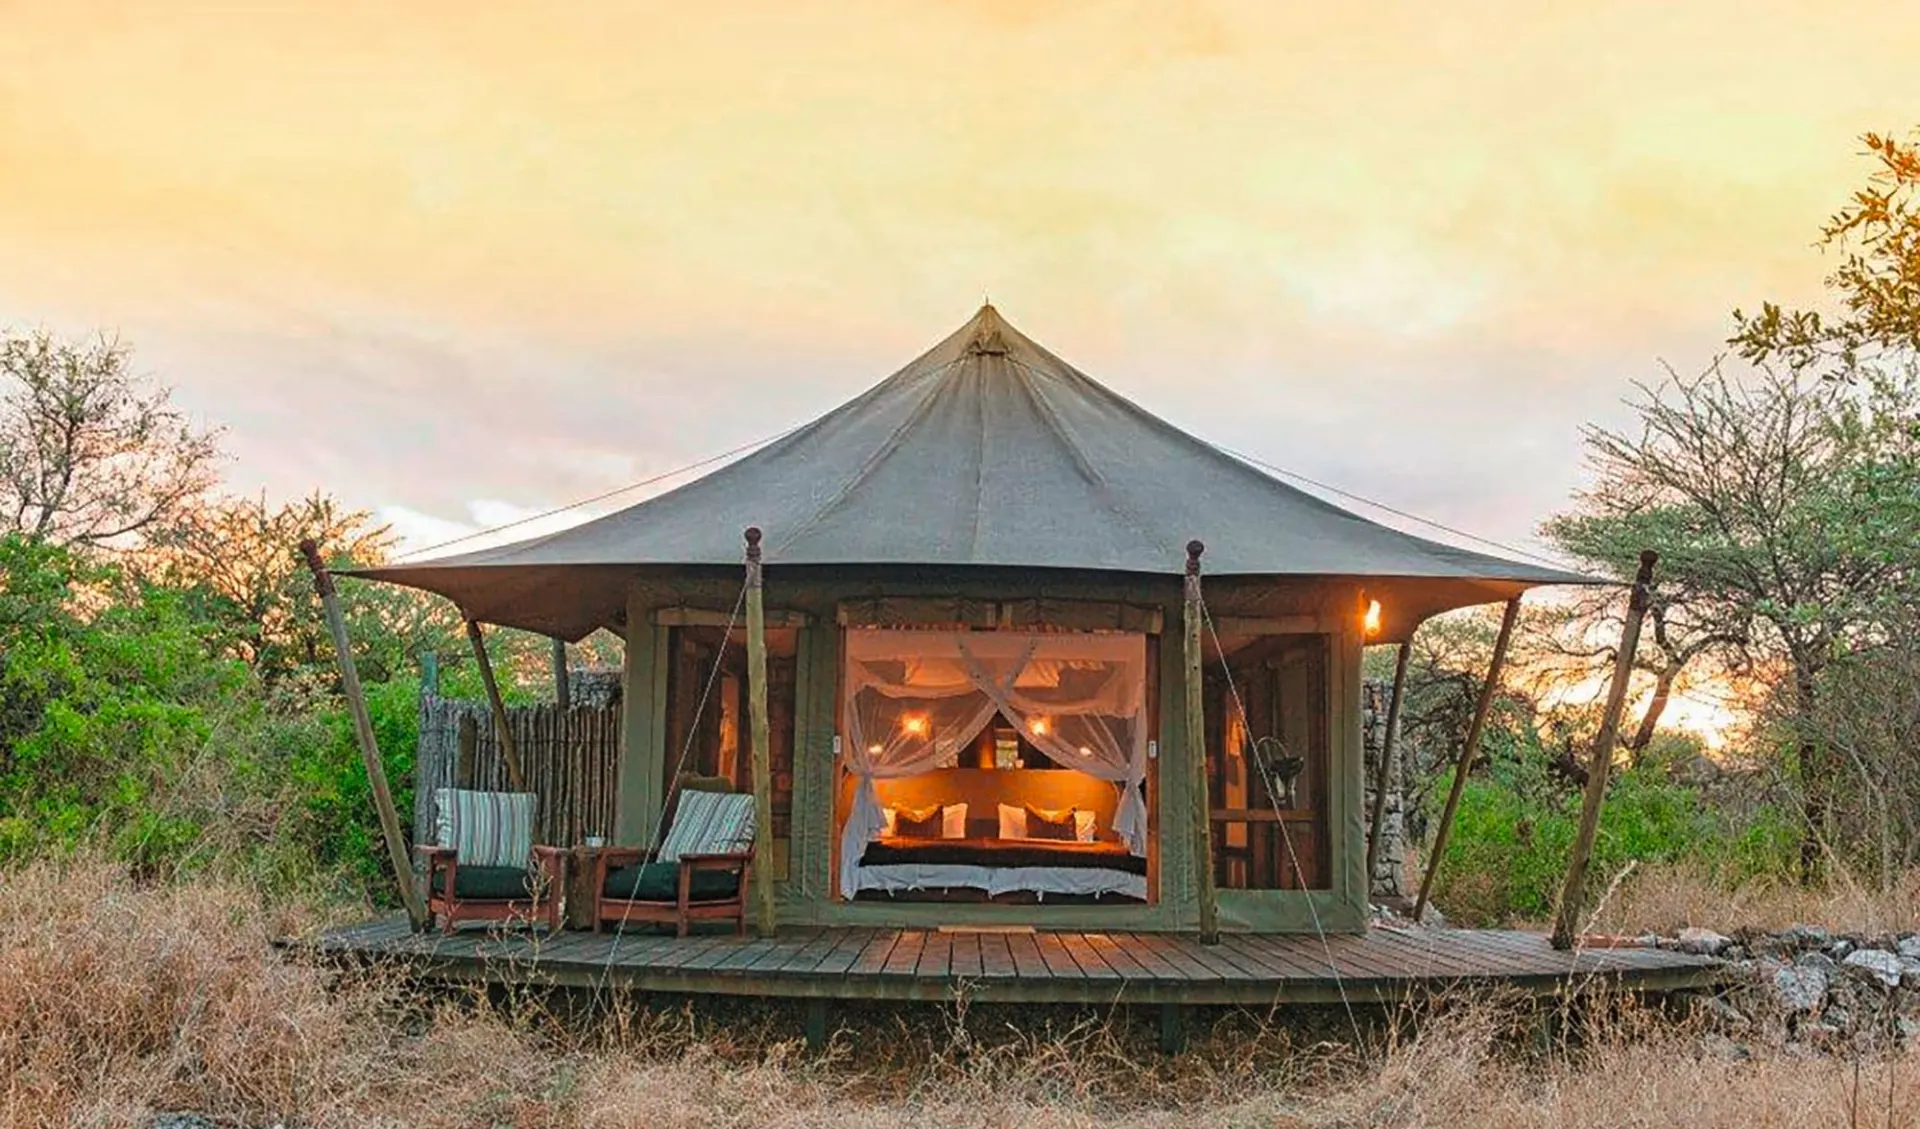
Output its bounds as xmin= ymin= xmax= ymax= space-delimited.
xmin=352 ymin=306 xmax=1595 ymax=640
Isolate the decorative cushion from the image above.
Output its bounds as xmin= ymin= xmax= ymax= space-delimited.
xmin=434 ymin=789 xmax=536 ymax=867
xmin=658 ymin=790 xmax=756 ymax=862
xmin=998 ymin=802 xmax=1097 ymax=841
xmin=603 ymin=861 xmax=742 ymax=902
xmin=1025 ymin=804 xmax=1078 ymax=842
xmin=437 ymin=864 xmax=535 ymax=901
xmin=895 ymin=803 xmax=944 ymax=839
xmin=941 ymin=802 xmax=968 ymax=839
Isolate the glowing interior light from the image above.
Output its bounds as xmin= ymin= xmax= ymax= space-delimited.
xmin=1363 ymin=598 xmax=1383 ymax=637
xmin=866 ymin=744 xmax=883 ymax=755
xmin=1078 ymin=746 xmax=1093 ymax=757
xmin=1029 ymin=717 xmax=1050 ymax=737
xmin=901 ymin=715 xmax=929 ymax=737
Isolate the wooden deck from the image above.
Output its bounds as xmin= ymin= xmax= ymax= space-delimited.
xmin=305 ymin=916 xmax=1723 ymax=1007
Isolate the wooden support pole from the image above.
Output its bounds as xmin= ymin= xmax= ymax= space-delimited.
xmin=804 ymin=999 xmax=830 ymax=1051
xmin=466 ymin=618 xmax=527 ymax=792
xmin=1414 ymin=596 xmax=1521 ymax=922
xmin=551 ymin=637 xmax=571 ymax=710
xmin=300 ymin=539 xmax=428 ymax=931
xmin=1364 ymin=639 xmax=1413 ymax=891
xmin=1184 ymin=540 xmax=1220 ymax=944
xmin=1158 ymin=1003 xmax=1187 ymax=1055
xmin=1552 ymin=550 xmax=1659 ymax=950
xmin=744 ymin=527 xmax=777 ymax=938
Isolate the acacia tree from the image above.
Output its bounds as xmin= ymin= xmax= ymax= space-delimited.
xmin=138 ymin=492 xmax=423 ymax=682
xmin=1546 ymin=362 xmax=1919 ymax=877
xmin=1546 ymin=129 xmax=1920 ymax=880
xmin=0 ymin=331 xmax=222 ymax=548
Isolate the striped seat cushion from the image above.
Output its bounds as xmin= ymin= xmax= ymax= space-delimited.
xmin=434 ymin=788 xmax=536 ymax=868
xmin=658 ymin=790 xmax=755 ymax=862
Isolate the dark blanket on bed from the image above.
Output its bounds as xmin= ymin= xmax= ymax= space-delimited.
xmin=863 ymin=836 xmax=1148 ymax=876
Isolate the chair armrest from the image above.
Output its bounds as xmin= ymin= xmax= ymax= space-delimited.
xmin=592 ymin=846 xmax=651 ymax=895
xmin=675 ymin=851 xmax=753 ymax=910
xmin=529 ymin=845 xmax=568 ymax=888
xmin=415 ymin=845 xmax=455 ymax=900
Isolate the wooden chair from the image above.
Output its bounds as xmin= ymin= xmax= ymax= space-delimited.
xmin=592 ymin=786 xmax=755 ymax=938
xmin=419 ymin=788 xmax=566 ymax=933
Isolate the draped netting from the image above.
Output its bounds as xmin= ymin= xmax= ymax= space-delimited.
xmin=839 ymin=629 xmax=1149 ymax=897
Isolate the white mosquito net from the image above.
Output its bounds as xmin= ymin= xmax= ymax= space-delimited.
xmin=838 ymin=629 xmax=1149 ymax=897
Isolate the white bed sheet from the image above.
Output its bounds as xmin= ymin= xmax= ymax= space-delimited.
xmin=852 ymin=862 xmax=1147 ymax=901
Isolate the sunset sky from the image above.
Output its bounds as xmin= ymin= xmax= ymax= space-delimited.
xmin=2 ymin=1 xmax=1915 ymax=567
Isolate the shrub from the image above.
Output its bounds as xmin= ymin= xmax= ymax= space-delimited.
xmin=1429 ymin=751 xmax=1799 ymax=927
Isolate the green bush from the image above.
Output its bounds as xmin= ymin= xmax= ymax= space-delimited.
xmin=0 ymin=533 xmax=476 ymax=901
xmin=1429 ymin=737 xmax=1799 ymax=926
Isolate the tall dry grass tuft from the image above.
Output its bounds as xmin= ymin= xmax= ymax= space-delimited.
xmin=0 ymin=857 xmax=562 ymax=1129
xmin=7 ymin=857 xmax=1920 ymax=1127
xmin=1594 ymin=861 xmax=1920 ymax=936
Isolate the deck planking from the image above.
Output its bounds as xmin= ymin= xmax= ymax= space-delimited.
xmin=299 ymin=918 xmax=1724 ymax=1006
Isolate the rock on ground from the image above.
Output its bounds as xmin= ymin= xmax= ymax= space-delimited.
xmin=1771 ymin=964 xmax=1829 ymax=1013
xmin=1677 ymin=926 xmax=1733 ymax=956
xmin=1843 ymin=948 xmax=1904 ymax=989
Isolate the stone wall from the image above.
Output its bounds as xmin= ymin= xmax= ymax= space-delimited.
xmin=1361 ymin=678 xmax=1410 ymax=901
xmin=1653 ymin=925 xmax=1920 ymax=1052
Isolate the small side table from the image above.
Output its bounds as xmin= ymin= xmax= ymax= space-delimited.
xmin=564 ymin=844 xmax=609 ymax=930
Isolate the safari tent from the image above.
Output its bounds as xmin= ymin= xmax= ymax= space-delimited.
xmin=352 ymin=305 xmax=1589 ymax=936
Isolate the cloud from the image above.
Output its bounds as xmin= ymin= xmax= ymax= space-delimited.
xmin=380 ymin=499 xmax=602 ymax=559
xmin=0 ymin=0 xmax=1908 ymax=559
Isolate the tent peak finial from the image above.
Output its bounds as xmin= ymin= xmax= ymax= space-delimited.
xmin=964 ymin=302 xmax=1010 ymax=356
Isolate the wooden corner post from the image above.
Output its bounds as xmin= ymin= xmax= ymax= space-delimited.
xmin=1551 ymin=550 xmax=1659 ymax=950
xmin=1365 ymin=638 xmax=1413 ymax=890
xmin=1413 ymin=595 xmax=1521 ymax=923
xmin=744 ymin=527 xmax=777 ymax=937
xmin=299 ymin=539 xmax=429 ymax=931
xmin=552 ymin=637 xmax=571 ymax=710
xmin=1184 ymin=540 xmax=1220 ymax=944
xmin=465 ymin=619 xmax=527 ymax=792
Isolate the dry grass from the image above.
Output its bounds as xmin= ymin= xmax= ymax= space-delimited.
xmin=1593 ymin=861 xmax=1920 ymax=937
xmin=5 ymin=858 xmax=1919 ymax=1128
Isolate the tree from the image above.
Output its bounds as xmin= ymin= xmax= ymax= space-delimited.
xmin=0 ymin=330 xmax=223 ymax=549
xmin=1732 ymin=131 xmax=1920 ymax=371
xmin=140 ymin=492 xmax=397 ymax=679
xmin=1545 ymin=363 xmax=1920 ymax=877
xmin=0 ymin=534 xmax=249 ymax=867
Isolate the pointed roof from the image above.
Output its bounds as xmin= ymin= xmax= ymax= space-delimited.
xmin=355 ymin=306 xmax=1593 ymax=639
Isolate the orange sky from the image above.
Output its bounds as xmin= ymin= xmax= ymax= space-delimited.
xmin=2 ymin=1 xmax=1915 ymax=563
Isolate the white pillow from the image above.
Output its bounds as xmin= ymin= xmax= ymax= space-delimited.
xmin=997 ymin=802 xmax=1096 ymax=842
xmin=879 ymin=807 xmax=896 ymax=838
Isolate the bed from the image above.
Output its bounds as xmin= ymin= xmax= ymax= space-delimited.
xmin=851 ymin=835 xmax=1148 ymax=902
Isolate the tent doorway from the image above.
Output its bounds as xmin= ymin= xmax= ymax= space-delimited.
xmin=1204 ymin=632 xmax=1331 ymax=891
